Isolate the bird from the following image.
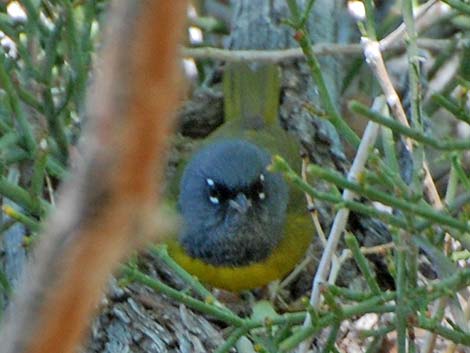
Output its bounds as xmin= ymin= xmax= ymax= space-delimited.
xmin=166 ymin=63 xmax=314 ymax=291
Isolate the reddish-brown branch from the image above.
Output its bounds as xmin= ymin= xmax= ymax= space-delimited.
xmin=0 ymin=2 xmax=187 ymax=353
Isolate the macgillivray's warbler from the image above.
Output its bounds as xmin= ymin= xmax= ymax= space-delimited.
xmin=166 ymin=63 xmax=314 ymax=291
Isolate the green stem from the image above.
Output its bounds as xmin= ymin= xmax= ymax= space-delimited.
xmin=121 ymin=265 xmax=245 ymax=327
xmin=2 ymin=205 xmax=40 ymax=232
xmin=417 ymin=315 xmax=470 ymax=344
xmin=361 ymin=325 xmax=395 ymax=338
xmin=441 ymin=0 xmax=470 ymax=15
xmin=380 ymin=127 xmax=401 ymax=182
xmin=214 ymin=327 xmax=248 ymax=353
xmin=323 ymin=288 xmax=343 ymax=317
xmin=307 ymin=164 xmax=470 ymax=234
xmin=41 ymin=17 xmax=69 ymax=163
xmin=350 ymin=100 xmax=470 ymax=150
xmin=45 ymin=157 xmax=68 ymax=179
xmin=279 ymin=293 xmax=396 ymax=351
xmin=122 ymin=265 xmax=306 ymax=330
xmin=425 ymin=75 xmax=458 ymax=116
xmin=189 ymin=16 xmax=228 ymax=34
xmin=0 ymin=54 xmax=37 ymax=154
xmin=0 ymin=19 xmax=42 ymax=82
xmin=0 ymin=176 xmax=51 ymax=216
xmin=273 ymin=155 xmax=470 ymax=239
xmin=345 ymin=233 xmax=381 ymax=295
xmin=272 ymin=156 xmax=415 ymax=228
xmin=64 ymin=2 xmax=87 ymax=108
xmin=428 ymin=40 xmax=459 ymax=80
xmin=21 ymin=0 xmax=50 ymax=35
xmin=402 ymin=0 xmax=425 ymax=202
xmin=362 ymin=0 xmax=377 ymax=40
xmin=298 ymin=0 xmax=317 ymax=28
xmin=0 ymin=132 xmax=19 ymax=150
xmin=285 ymin=0 xmax=360 ymax=148
xmin=149 ymin=245 xmax=219 ymax=305
xmin=324 ymin=322 xmax=340 ymax=353
xmin=0 ymin=116 xmax=66 ymax=179
xmin=395 ymin=231 xmax=408 ymax=353
xmin=445 ymin=155 xmax=459 ymax=204
xmin=402 ymin=0 xmax=422 ymax=127
xmin=411 ymin=268 xmax=470 ymax=303
xmin=328 ymin=285 xmax=376 ymax=302
xmin=30 ymin=146 xmax=49 ymax=218
xmin=451 ymin=154 xmax=470 ymax=190
xmin=431 ymin=94 xmax=470 ymax=124
xmin=17 ymin=87 xmax=43 ymax=113
xmin=2 ymin=148 xmax=29 ymax=165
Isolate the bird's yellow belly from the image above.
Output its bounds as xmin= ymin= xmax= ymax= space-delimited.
xmin=167 ymin=213 xmax=313 ymax=291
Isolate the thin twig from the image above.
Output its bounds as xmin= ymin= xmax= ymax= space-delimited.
xmin=350 ymin=101 xmax=470 ymax=150
xmin=361 ymin=36 xmax=443 ymax=208
xmin=380 ymin=0 xmax=450 ymax=50
xmin=302 ymin=156 xmax=327 ymax=245
xmin=297 ymin=97 xmax=384 ymax=353
xmin=181 ymin=38 xmax=462 ymax=63
xmin=277 ymin=157 xmax=325 ymax=291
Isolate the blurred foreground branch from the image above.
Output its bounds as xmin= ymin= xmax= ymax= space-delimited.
xmin=0 ymin=2 xmax=186 ymax=353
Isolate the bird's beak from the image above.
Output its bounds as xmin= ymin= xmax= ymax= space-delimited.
xmin=229 ymin=193 xmax=251 ymax=214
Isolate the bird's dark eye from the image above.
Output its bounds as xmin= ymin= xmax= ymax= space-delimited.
xmin=206 ymin=178 xmax=230 ymax=205
xmin=249 ymin=173 xmax=266 ymax=201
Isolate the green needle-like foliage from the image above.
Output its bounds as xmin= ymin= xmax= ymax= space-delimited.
xmin=1 ymin=1 xmax=470 ymax=352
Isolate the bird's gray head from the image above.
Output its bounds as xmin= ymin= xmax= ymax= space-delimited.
xmin=178 ymin=139 xmax=288 ymax=266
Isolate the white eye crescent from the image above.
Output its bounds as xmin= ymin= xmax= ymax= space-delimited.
xmin=258 ymin=192 xmax=266 ymax=200
xmin=206 ymin=178 xmax=220 ymax=204
xmin=209 ymin=196 xmax=220 ymax=204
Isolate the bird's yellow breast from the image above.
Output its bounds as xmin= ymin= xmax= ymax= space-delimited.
xmin=167 ymin=211 xmax=313 ymax=292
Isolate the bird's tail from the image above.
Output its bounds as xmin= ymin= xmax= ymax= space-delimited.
xmin=223 ymin=62 xmax=281 ymax=130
